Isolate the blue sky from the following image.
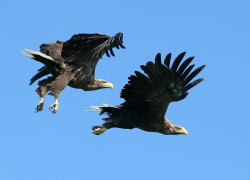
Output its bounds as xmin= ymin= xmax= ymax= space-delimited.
xmin=1 ymin=0 xmax=250 ymax=179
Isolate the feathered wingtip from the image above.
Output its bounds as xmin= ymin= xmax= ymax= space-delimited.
xmin=85 ymin=103 xmax=113 ymax=112
xmin=88 ymin=32 xmax=125 ymax=59
xmin=21 ymin=48 xmax=54 ymax=61
xmin=121 ymin=52 xmax=205 ymax=103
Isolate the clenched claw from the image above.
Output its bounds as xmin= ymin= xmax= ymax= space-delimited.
xmin=92 ymin=126 xmax=107 ymax=135
xmin=35 ymin=98 xmax=44 ymax=113
xmin=49 ymin=99 xmax=59 ymax=114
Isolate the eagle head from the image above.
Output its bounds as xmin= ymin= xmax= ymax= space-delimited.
xmin=166 ymin=125 xmax=188 ymax=135
xmin=87 ymin=79 xmax=114 ymax=91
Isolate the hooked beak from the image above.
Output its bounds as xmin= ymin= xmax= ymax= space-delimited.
xmin=105 ymin=82 xmax=113 ymax=89
xmin=179 ymin=128 xmax=188 ymax=135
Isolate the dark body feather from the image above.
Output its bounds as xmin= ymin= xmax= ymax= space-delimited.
xmin=89 ymin=52 xmax=205 ymax=135
xmin=23 ymin=33 xmax=125 ymax=113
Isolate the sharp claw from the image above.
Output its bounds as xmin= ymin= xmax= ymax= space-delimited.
xmin=49 ymin=105 xmax=57 ymax=114
xmin=92 ymin=126 xmax=107 ymax=135
xmin=35 ymin=106 xmax=42 ymax=113
xmin=35 ymin=98 xmax=44 ymax=113
xmin=49 ymin=99 xmax=59 ymax=114
xmin=91 ymin=126 xmax=96 ymax=131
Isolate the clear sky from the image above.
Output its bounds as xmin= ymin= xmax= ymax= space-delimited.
xmin=1 ymin=0 xmax=250 ymax=179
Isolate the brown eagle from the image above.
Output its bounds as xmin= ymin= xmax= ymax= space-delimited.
xmin=87 ymin=52 xmax=205 ymax=135
xmin=22 ymin=33 xmax=125 ymax=114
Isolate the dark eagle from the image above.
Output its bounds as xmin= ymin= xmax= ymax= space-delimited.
xmin=22 ymin=33 xmax=125 ymax=114
xmin=87 ymin=52 xmax=205 ymax=135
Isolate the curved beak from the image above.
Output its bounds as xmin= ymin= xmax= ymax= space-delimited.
xmin=105 ymin=82 xmax=114 ymax=89
xmin=179 ymin=128 xmax=188 ymax=135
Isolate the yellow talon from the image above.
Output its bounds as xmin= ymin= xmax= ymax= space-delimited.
xmin=35 ymin=97 xmax=44 ymax=113
xmin=49 ymin=99 xmax=59 ymax=114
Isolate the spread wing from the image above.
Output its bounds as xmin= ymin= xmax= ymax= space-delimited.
xmin=120 ymin=52 xmax=205 ymax=122
xmin=61 ymin=33 xmax=125 ymax=66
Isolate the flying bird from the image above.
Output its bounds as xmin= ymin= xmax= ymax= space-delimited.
xmin=22 ymin=32 xmax=125 ymax=114
xmin=87 ymin=52 xmax=205 ymax=135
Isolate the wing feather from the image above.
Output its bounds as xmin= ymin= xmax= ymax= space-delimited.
xmin=121 ymin=52 xmax=205 ymax=121
xmin=171 ymin=52 xmax=186 ymax=72
xmin=164 ymin=53 xmax=171 ymax=68
xmin=115 ymin=38 xmax=120 ymax=49
xmin=105 ymin=46 xmax=110 ymax=57
xmin=177 ymin=57 xmax=194 ymax=75
xmin=154 ymin=53 xmax=166 ymax=83
xmin=86 ymin=33 xmax=125 ymax=59
xmin=183 ymin=65 xmax=206 ymax=86
xmin=184 ymin=78 xmax=205 ymax=92
xmin=61 ymin=32 xmax=125 ymax=64
xmin=30 ymin=66 xmax=50 ymax=85
xmin=109 ymin=39 xmax=115 ymax=56
xmin=180 ymin=64 xmax=195 ymax=81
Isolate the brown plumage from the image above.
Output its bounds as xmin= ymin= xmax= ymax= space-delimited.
xmin=87 ymin=52 xmax=205 ymax=135
xmin=22 ymin=33 xmax=125 ymax=113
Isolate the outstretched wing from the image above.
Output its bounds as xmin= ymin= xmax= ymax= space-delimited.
xmin=121 ymin=52 xmax=205 ymax=121
xmin=61 ymin=33 xmax=125 ymax=66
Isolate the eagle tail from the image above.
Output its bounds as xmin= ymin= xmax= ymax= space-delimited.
xmin=21 ymin=48 xmax=62 ymax=70
xmin=21 ymin=49 xmax=54 ymax=62
xmin=86 ymin=103 xmax=113 ymax=112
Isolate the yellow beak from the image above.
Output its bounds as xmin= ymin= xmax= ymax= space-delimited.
xmin=106 ymin=82 xmax=114 ymax=89
xmin=179 ymin=128 xmax=188 ymax=135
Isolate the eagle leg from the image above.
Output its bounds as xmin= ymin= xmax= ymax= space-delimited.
xmin=35 ymin=97 xmax=44 ymax=113
xmin=47 ymin=73 xmax=72 ymax=114
xmin=35 ymin=76 xmax=53 ymax=113
xmin=49 ymin=99 xmax=59 ymax=114
xmin=92 ymin=126 xmax=107 ymax=135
